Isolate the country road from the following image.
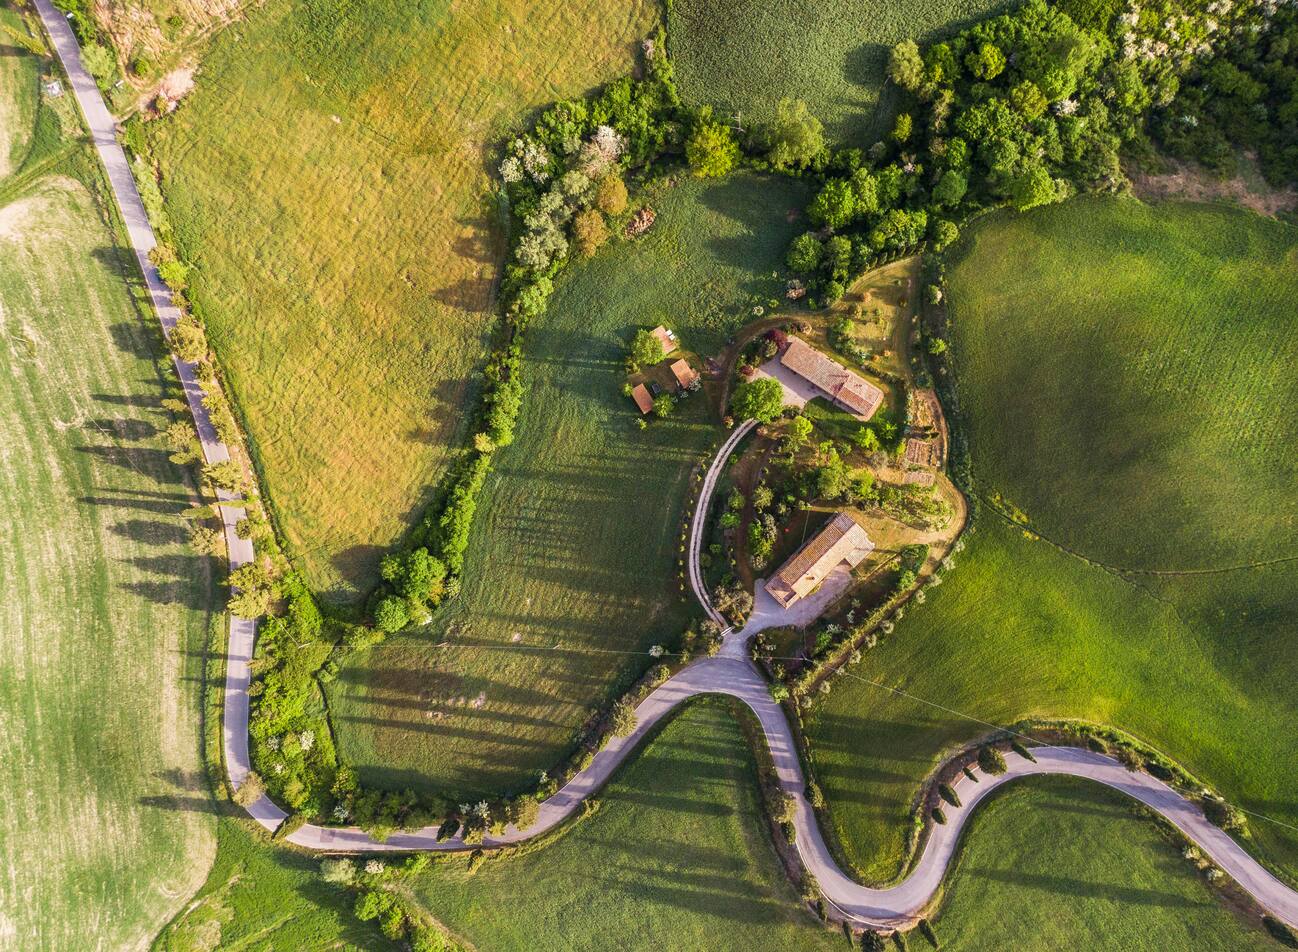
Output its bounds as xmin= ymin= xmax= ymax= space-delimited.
xmin=34 ymin=0 xmax=1298 ymax=933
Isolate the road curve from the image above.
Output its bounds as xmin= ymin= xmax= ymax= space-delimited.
xmin=36 ymin=8 xmax=1298 ymax=933
xmin=687 ymin=418 xmax=757 ymax=629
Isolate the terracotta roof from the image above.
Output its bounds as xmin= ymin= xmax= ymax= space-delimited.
xmin=764 ymin=512 xmax=874 ymax=609
xmin=780 ymin=337 xmax=883 ymax=420
xmin=670 ymin=358 xmax=699 ymax=388
xmin=651 ymin=325 xmax=677 ymax=355
xmin=631 ymin=383 xmax=654 ymax=414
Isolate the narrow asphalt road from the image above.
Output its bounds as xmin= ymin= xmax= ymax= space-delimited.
xmin=687 ymin=418 xmax=757 ymax=629
xmin=36 ymin=7 xmax=1298 ymax=932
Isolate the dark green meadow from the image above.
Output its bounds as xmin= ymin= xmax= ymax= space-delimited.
xmin=667 ymin=0 xmax=1010 ymax=142
xmin=327 ymin=174 xmax=809 ymax=798
xmin=805 ymin=197 xmax=1298 ymax=886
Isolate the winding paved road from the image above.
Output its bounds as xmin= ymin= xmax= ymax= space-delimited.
xmin=37 ymin=3 xmax=1298 ymax=932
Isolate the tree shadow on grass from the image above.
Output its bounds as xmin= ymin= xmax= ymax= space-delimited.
xmin=961 ymin=867 xmax=1201 ymax=909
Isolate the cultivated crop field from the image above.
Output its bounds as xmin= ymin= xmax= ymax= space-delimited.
xmin=148 ymin=0 xmax=658 ymax=600
xmin=805 ymin=197 xmax=1298 ymax=885
xmin=934 ymin=777 xmax=1273 ymax=949
xmin=667 ymin=0 xmax=1009 ymax=142
xmin=327 ymin=174 xmax=808 ymax=797
xmin=0 ymin=33 xmax=215 ymax=948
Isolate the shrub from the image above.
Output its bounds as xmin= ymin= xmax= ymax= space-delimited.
xmin=1010 ymin=739 xmax=1037 ymax=762
xmin=434 ymin=818 xmax=459 ymax=841
xmin=572 ymin=208 xmax=609 ymax=257
xmin=189 ymin=525 xmax=223 ymax=556
xmin=202 ymin=460 xmax=244 ymax=493
xmin=893 ymin=929 xmax=908 ymax=951
xmin=321 ymin=857 xmax=356 ymax=885
xmin=1263 ymin=916 xmax=1298 ymax=949
xmin=1086 ymin=736 xmax=1109 ymax=754
xmin=169 ymin=312 xmax=207 ymax=363
xmin=863 ymin=931 xmax=888 ymax=952
xmin=918 ymin=918 xmax=939 ymax=948
xmin=977 ymin=746 xmax=1007 ymax=775
xmin=1201 ymin=797 xmax=1247 ymax=833
xmin=931 ymin=807 xmax=947 ymax=824
xmin=594 ymin=173 xmax=628 ymax=215
xmin=806 ymin=781 xmax=825 ymax=809
xmin=232 ymin=771 xmax=265 ymax=808
xmin=938 ymin=783 xmax=961 ymax=808
xmin=610 ymin=697 xmax=637 ymax=737
xmin=787 ymin=233 xmax=823 ymax=273
xmin=962 ymin=766 xmax=978 ymax=783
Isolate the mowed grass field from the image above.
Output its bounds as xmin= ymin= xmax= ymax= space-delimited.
xmin=0 ymin=40 xmax=216 ymax=948
xmin=934 ymin=777 xmax=1274 ymax=950
xmin=327 ymin=174 xmax=809 ymax=797
xmin=149 ymin=0 xmax=658 ymax=600
xmin=667 ymin=0 xmax=1010 ymax=143
xmin=805 ymin=198 xmax=1298 ymax=884
xmin=408 ymin=700 xmax=845 ymax=952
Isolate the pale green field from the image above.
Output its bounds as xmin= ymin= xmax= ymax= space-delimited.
xmin=0 ymin=23 xmax=216 ymax=949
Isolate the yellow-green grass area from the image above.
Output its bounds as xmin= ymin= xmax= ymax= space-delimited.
xmin=804 ymin=197 xmax=1298 ymax=885
xmin=0 ymin=54 xmax=217 ymax=948
xmin=0 ymin=8 xmax=40 ymax=179
xmin=666 ymin=0 xmax=1011 ymax=143
xmin=147 ymin=0 xmax=658 ymax=601
xmin=326 ymin=174 xmax=809 ymax=797
xmin=406 ymin=699 xmax=844 ymax=951
xmin=933 ymin=777 xmax=1275 ymax=950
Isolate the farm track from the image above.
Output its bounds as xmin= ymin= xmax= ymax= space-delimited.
xmin=34 ymin=0 xmax=1298 ymax=932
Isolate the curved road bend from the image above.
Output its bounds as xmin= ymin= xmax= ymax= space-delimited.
xmin=688 ymin=419 xmax=757 ymax=628
xmin=36 ymin=5 xmax=1298 ymax=931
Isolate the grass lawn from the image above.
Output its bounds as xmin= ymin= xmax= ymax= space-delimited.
xmin=0 ymin=37 xmax=217 ymax=947
xmin=933 ymin=777 xmax=1274 ymax=950
xmin=406 ymin=699 xmax=844 ymax=951
xmin=805 ymin=197 xmax=1298 ymax=886
xmin=154 ymin=817 xmax=394 ymax=951
xmin=667 ymin=0 xmax=1011 ymax=143
xmin=148 ymin=0 xmax=659 ymax=601
xmin=326 ymin=173 xmax=809 ymax=798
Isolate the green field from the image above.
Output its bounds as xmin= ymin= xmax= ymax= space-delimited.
xmin=148 ymin=0 xmax=658 ymax=600
xmin=407 ymin=700 xmax=843 ymax=951
xmin=0 ymin=29 xmax=216 ymax=948
xmin=934 ymin=777 xmax=1273 ymax=950
xmin=667 ymin=0 xmax=1009 ymax=143
xmin=327 ymin=174 xmax=808 ymax=797
xmin=806 ymin=197 xmax=1298 ymax=885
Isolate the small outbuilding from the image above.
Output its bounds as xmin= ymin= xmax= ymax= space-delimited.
xmin=630 ymin=383 xmax=654 ymax=415
xmin=670 ymin=358 xmax=699 ymax=391
xmin=651 ymin=325 xmax=678 ymax=356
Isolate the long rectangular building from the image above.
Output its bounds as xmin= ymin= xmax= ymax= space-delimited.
xmin=765 ymin=512 xmax=874 ymax=609
xmin=780 ymin=337 xmax=884 ymax=420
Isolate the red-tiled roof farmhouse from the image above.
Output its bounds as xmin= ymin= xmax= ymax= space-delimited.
xmin=765 ymin=512 xmax=874 ymax=609
xmin=780 ymin=337 xmax=884 ymax=420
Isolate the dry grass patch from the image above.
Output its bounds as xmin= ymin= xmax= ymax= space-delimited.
xmin=149 ymin=0 xmax=658 ymax=600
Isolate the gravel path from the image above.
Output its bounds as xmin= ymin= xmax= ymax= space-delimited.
xmin=37 ymin=5 xmax=1298 ymax=931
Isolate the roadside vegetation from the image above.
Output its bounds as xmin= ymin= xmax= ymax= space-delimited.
xmin=143 ymin=0 xmax=658 ymax=599
xmin=805 ymin=197 xmax=1298 ymax=886
xmin=327 ymin=174 xmax=808 ymax=797
xmin=0 ymin=15 xmax=216 ymax=946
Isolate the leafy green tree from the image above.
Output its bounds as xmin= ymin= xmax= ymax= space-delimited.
xmin=930 ymin=219 xmax=959 ymax=250
xmin=202 ymin=460 xmax=244 ymax=493
xmin=610 ymin=698 xmax=637 ymax=737
xmin=888 ymin=40 xmax=925 ymax=91
xmin=787 ymin=233 xmax=823 ymax=273
xmin=1009 ymin=80 xmax=1049 ymax=120
xmin=932 ymin=169 xmax=967 ymax=207
xmin=892 ymin=112 xmax=913 ymax=143
xmin=730 ymin=378 xmax=785 ymax=423
xmin=170 ymin=313 xmax=207 ymax=364
xmin=1009 ymin=164 xmax=1061 ymax=210
xmin=629 ymin=328 xmax=664 ymax=369
xmin=783 ymin=414 xmax=813 ymax=454
xmin=766 ymin=98 xmax=824 ymax=170
xmin=685 ymin=109 xmax=741 ymax=178
xmin=652 ymin=393 xmax=676 ymax=417
xmin=374 ymin=595 xmax=410 ymax=633
xmin=965 ymin=42 xmax=1006 ymax=80
xmin=823 ymin=235 xmax=852 ymax=280
xmin=807 ymin=179 xmax=856 ymax=229
xmin=233 ymin=771 xmax=265 ymax=808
